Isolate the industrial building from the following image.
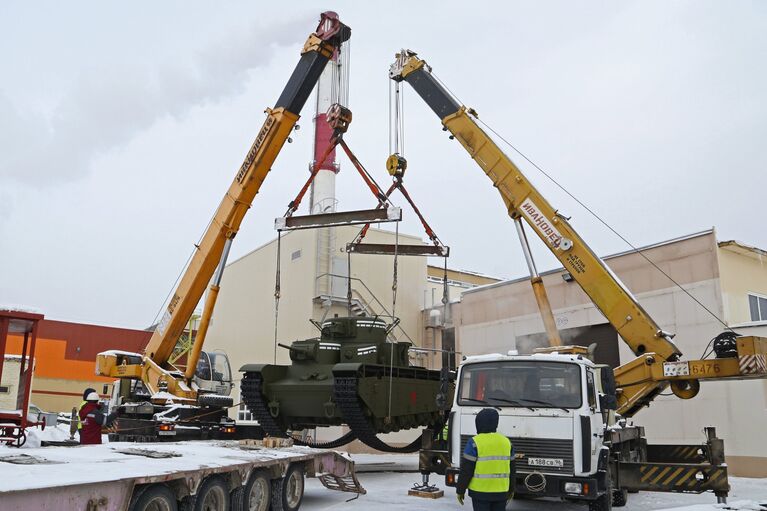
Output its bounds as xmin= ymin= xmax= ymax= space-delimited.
xmin=3 ymin=319 xmax=150 ymax=412
xmin=433 ymin=229 xmax=767 ymax=477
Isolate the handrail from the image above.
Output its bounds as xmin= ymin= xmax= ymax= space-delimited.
xmin=315 ymin=272 xmax=417 ymax=345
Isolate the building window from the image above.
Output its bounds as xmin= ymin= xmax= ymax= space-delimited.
xmin=291 ymin=249 xmax=302 ymax=261
xmin=238 ymin=402 xmax=254 ymax=422
xmin=749 ymin=293 xmax=767 ymax=322
xmin=0 ymin=385 xmax=9 ymax=394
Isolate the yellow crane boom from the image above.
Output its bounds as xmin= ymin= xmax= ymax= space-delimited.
xmin=390 ymin=50 xmax=767 ymax=417
xmin=96 ymin=13 xmax=351 ymax=401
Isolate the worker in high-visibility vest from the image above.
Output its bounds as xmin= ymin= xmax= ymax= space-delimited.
xmin=76 ymin=387 xmax=96 ymax=435
xmin=436 ymin=421 xmax=450 ymax=449
xmin=456 ymin=408 xmax=515 ymax=510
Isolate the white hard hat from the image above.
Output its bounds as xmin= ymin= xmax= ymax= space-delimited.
xmin=85 ymin=391 xmax=100 ymax=402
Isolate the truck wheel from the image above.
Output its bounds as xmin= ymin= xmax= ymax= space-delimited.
xmin=194 ymin=476 xmax=230 ymax=511
xmin=589 ymin=491 xmax=613 ymax=511
xmin=612 ymin=488 xmax=628 ymax=507
xmin=130 ymin=484 xmax=178 ymax=511
xmin=589 ymin=470 xmax=613 ymax=511
xmin=240 ymin=471 xmax=271 ymax=511
xmin=270 ymin=464 xmax=304 ymax=511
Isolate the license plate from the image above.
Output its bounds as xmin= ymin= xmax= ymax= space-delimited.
xmin=663 ymin=361 xmax=690 ymax=377
xmin=528 ymin=457 xmax=564 ymax=467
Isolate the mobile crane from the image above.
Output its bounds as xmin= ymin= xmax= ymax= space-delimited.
xmin=94 ymin=12 xmax=351 ymax=441
xmin=390 ymin=50 xmax=767 ymax=509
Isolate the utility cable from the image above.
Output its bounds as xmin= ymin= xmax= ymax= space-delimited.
xmin=150 ymin=211 xmax=216 ymax=328
xmin=476 ymin=116 xmax=734 ymax=333
xmin=430 ymin=70 xmax=734 ymax=333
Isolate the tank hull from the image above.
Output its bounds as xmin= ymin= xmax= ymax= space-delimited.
xmin=239 ymin=317 xmax=454 ymax=449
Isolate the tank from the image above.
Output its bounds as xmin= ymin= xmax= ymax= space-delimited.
xmin=240 ymin=316 xmax=452 ymax=451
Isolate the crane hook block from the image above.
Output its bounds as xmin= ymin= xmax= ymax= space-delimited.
xmin=326 ymin=103 xmax=352 ymax=134
xmin=386 ymin=154 xmax=407 ymax=177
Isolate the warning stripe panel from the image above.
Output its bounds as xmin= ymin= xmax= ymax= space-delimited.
xmin=627 ymin=464 xmax=728 ymax=493
xmin=739 ymin=354 xmax=767 ymax=374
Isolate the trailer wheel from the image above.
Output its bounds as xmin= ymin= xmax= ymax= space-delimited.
xmin=194 ymin=476 xmax=230 ymax=511
xmin=612 ymin=488 xmax=628 ymax=507
xmin=130 ymin=484 xmax=178 ymax=511
xmin=270 ymin=464 xmax=304 ymax=511
xmin=239 ymin=470 xmax=270 ymax=511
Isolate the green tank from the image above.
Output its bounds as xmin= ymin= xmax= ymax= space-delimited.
xmin=240 ymin=316 xmax=453 ymax=452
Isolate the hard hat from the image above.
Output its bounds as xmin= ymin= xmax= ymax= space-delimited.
xmin=85 ymin=391 xmax=100 ymax=402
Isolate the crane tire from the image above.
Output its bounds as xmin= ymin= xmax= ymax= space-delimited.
xmin=612 ymin=488 xmax=628 ymax=507
xmin=197 ymin=394 xmax=234 ymax=408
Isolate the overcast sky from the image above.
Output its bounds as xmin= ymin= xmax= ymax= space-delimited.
xmin=1 ymin=1 xmax=765 ymax=329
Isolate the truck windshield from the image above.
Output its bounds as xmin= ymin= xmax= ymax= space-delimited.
xmin=458 ymin=361 xmax=582 ymax=409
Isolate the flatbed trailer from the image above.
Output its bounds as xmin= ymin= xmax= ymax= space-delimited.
xmin=0 ymin=440 xmax=364 ymax=511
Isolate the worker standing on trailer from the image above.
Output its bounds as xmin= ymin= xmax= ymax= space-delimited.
xmin=456 ymin=408 xmax=515 ymax=510
xmin=76 ymin=387 xmax=96 ymax=437
xmin=78 ymin=391 xmax=116 ymax=445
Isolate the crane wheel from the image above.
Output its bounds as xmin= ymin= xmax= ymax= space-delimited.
xmin=197 ymin=394 xmax=234 ymax=408
xmin=670 ymin=379 xmax=700 ymax=399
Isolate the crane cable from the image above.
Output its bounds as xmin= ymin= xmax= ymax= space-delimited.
xmin=385 ymin=77 xmax=406 ymax=423
xmin=273 ymin=231 xmax=282 ymax=364
xmin=429 ymin=71 xmax=735 ymax=335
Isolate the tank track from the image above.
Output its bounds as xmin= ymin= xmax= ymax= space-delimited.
xmin=333 ymin=376 xmax=422 ymax=453
xmin=241 ymin=372 xmax=357 ymax=449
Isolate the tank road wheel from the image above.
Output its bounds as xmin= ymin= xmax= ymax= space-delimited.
xmin=129 ymin=484 xmax=178 ymax=511
xmin=612 ymin=488 xmax=628 ymax=507
xmin=271 ymin=464 xmax=304 ymax=511
xmin=194 ymin=476 xmax=230 ymax=511
xmin=239 ymin=470 xmax=271 ymax=511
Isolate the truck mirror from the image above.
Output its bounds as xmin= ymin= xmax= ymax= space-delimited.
xmin=598 ymin=365 xmax=618 ymax=410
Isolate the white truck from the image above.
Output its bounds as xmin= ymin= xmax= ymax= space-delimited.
xmin=426 ymin=349 xmax=728 ymax=511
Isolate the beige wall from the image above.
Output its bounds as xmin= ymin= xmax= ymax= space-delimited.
xmin=205 ymin=226 xmax=428 ymax=420
xmin=719 ymin=243 xmax=767 ymax=324
xmin=451 ymin=231 xmax=767 ymax=476
xmin=0 ymin=357 xmax=23 ymax=410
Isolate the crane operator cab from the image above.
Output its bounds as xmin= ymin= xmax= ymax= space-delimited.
xmin=194 ymin=350 xmax=234 ymax=397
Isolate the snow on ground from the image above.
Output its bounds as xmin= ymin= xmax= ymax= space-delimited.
xmin=0 ymin=444 xmax=763 ymax=510
xmin=301 ymin=454 xmax=767 ymax=511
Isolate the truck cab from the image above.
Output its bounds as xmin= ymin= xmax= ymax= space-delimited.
xmin=446 ymin=351 xmax=613 ymax=505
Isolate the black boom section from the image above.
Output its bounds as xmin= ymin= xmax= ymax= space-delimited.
xmin=275 ymin=50 xmax=332 ymax=114
xmin=404 ymin=68 xmax=461 ymax=119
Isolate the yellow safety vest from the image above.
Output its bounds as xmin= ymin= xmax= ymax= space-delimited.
xmin=440 ymin=423 xmax=449 ymax=441
xmin=467 ymin=433 xmax=512 ymax=493
xmin=77 ymin=400 xmax=87 ymax=430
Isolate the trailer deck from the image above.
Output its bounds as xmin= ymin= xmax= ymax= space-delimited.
xmin=0 ymin=440 xmax=364 ymax=510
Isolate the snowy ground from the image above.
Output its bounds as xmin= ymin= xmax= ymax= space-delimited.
xmin=302 ymin=455 xmax=767 ymax=511
xmin=1 ymin=437 xmax=764 ymax=510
